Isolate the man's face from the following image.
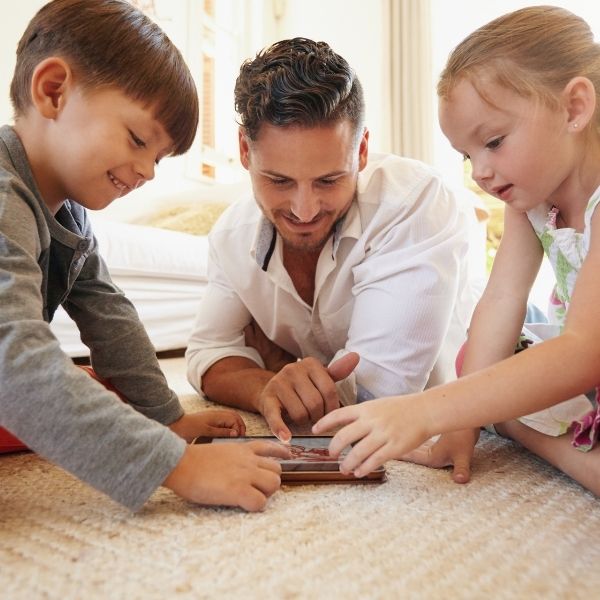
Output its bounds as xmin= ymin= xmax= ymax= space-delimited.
xmin=239 ymin=120 xmax=369 ymax=252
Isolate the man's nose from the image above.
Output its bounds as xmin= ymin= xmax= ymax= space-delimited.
xmin=290 ymin=185 xmax=320 ymax=222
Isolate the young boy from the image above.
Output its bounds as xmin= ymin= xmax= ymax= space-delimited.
xmin=0 ymin=0 xmax=288 ymax=512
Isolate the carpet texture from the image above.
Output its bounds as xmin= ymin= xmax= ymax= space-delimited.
xmin=2 ymin=358 xmax=600 ymax=599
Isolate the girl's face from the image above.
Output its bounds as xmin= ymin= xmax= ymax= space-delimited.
xmin=439 ymin=78 xmax=575 ymax=213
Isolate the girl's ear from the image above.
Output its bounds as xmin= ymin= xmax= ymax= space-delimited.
xmin=563 ymin=76 xmax=596 ymax=132
xmin=30 ymin=57 xmax=72 ymax=119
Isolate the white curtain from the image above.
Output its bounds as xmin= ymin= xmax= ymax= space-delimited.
xmin=386 ymin=0 xmax=433 ymax=163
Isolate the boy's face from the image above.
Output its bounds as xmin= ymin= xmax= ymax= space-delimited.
xmin=35 ymin=86 xmax=174 ymax=213
xmin=239 ymin=120 xmax=369 ymax=253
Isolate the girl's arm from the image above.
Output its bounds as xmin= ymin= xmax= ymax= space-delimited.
xmin=315 ymin=209 xmax=600 ymax=476
xmin=393 ymin=208 xmax=543 ymax=480
xmin=460 ymin=206 xmax=543 ymax=375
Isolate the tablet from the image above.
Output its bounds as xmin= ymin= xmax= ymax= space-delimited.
xmin=198 ymin=435 xmax=387 ymax=484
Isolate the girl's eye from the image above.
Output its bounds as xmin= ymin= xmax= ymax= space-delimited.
xmin=129 ymin=130 xmax=146 ymax=148
xmin=486 ymin=136 xmax=504 ymax=150
xmin=462 ymin=153 xmax=471 ymax=162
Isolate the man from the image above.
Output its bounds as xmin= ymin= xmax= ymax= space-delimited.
xmin=186 ymin=38 xmax=477 ymax=444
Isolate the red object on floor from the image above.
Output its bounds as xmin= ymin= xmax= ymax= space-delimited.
xmin=0 ymin=365 xmax=126 ymax=454
xmin=0 ymin=427 xmax=27 ymax=453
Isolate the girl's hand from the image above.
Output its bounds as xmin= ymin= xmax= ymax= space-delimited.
xmin=401 ymin=428 xmax=480 ymax=483
xmin=312 ymin=394 xmax=433 ymax=477
xmin=169 ymin=409 xmax=246 ymax=442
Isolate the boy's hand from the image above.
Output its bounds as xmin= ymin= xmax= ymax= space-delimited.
xmin=312 ymin=394 xmax=432 ymax=477
xmin=259 ymin=352 xmax=360 ymax=443
xmin=162 ymin=441 xmax=291 ymax=511
xmin=400 ymin=429 xmax=480 ymax=483
xmin=169 ymin=409 xmax=246 ymax=443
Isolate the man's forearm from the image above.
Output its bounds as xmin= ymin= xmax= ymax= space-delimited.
xmin=201 ymin=357 xmax=275 ymax=413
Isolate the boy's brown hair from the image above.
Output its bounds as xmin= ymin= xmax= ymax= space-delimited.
xmin=10 ymin=0 xmax=199 ymax=155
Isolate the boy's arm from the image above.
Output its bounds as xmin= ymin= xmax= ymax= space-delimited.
xmin=62 ymin=233 xmax=184 ymax=425
xmin=0 ymin=205 xmax=186 ymax=510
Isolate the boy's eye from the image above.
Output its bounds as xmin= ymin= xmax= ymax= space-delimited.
xmin=486 ymin=136 xmax=504 ymax=150
xmin=129 ymin=130 xmax=146 ymax=148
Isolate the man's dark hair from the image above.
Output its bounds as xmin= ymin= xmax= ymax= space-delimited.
xmin=10 ymin=0 xmax=198 ymax=155
xmin=234 ymin=37 xmax=364 ymax=141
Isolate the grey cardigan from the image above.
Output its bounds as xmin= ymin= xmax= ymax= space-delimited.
xmin=0 ymin=125 xmax=186 ymax=510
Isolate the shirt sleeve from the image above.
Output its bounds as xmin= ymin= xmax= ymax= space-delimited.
xmin=63 ymin=235 xmax=184 ymax=425
xmin=186 ymin=238 xmax=264 ymax=394
xmin=0 ymin=198 xmax=185 ymax=511
xmin=344 ymin=174 xmax=472 ymax=398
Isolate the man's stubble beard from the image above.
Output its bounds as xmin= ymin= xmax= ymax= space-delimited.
xmin=268 ymin=190 xmax=358 ymax=253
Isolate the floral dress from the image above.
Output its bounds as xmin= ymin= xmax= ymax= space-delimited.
xmin=521 ymin=188 xmax=600 ymax=451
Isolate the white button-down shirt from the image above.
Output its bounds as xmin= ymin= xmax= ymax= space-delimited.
xmin=186 ymin=153 xmax=477 ymax=404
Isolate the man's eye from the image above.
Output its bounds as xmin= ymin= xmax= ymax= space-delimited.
xmin=129 ymin=130 xmax=146 ymax=148
xmin=270 ymin=178 xmax=289 ymax=185
xmin=319 ymin=179 xmax=337 ymax=186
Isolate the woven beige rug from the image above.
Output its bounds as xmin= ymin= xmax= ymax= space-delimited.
xmin=2 ymin=357 xmax=600 ymax=599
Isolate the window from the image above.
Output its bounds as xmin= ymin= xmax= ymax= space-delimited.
xmin=131 ymin=0 xmax=259 ymax=184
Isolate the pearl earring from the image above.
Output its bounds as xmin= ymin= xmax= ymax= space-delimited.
xmin=573 ymin=122 xmax=579 ymax=129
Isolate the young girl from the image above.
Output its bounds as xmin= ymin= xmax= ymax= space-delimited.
xmin=314 ymin=5 xmax=600 ymax=495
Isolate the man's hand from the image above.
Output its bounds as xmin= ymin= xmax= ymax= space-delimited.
xmin=400 ymin=428 xmax=480 ymax=483
xmin=162 ymin=440 xmax=291 ymax=512
xmin=260 ymin=352 xmax=360 ymax=442
xmin=312 ymin=393 xmax=433 ymax=477
xmin=169 ymin=409 xmax=246 ymax=443
xmin=244 ymin=320 xmax=296 ymax=373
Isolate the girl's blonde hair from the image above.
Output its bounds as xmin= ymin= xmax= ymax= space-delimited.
xmin=438 ymin=5 xmax=600 ymax=126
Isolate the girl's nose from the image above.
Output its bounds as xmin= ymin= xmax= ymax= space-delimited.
xmin=471 ymin=158 xmax=492 ymax=187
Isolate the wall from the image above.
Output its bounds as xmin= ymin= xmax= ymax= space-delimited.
xmin=0 ymin=1 xmax=46 ymax=125
xmin=267 ymin=0 xmax=390 ymax=154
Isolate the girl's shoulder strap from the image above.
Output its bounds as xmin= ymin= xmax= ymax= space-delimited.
xmin=584 ymin=186 xmax=600 ymax=232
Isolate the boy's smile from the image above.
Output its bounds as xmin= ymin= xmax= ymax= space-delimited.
xmin=108 ymin=171 xmax=133 ymax=194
